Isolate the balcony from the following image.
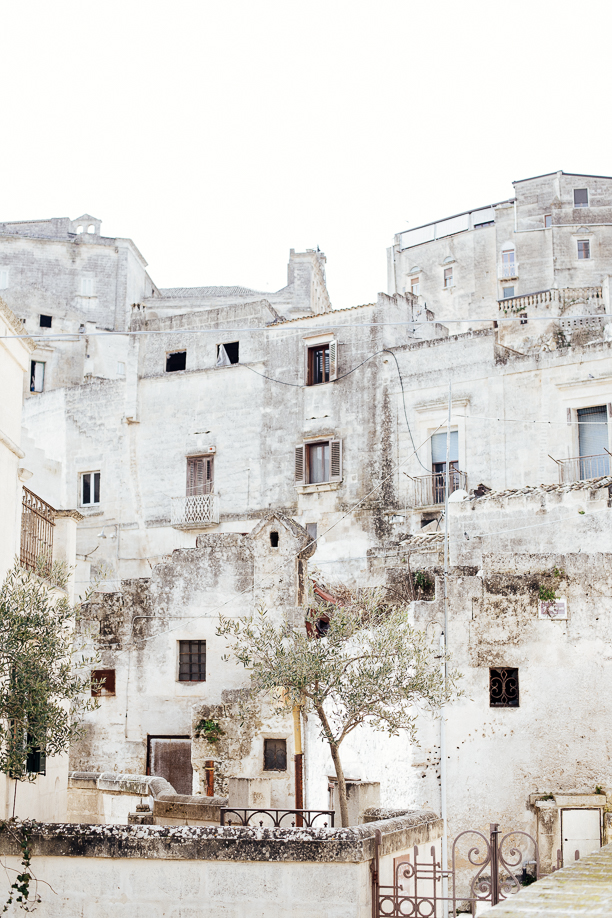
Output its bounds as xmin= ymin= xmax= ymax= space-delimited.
xmin=410 ymin=469 xmax=467 ymax=508
xmin=171 ymin=493 xmax=219 ymax=529
xmin=553 ymin=454 xmax=611 ymax=484
xmin=498 ymin=262 xmax=519 ymax=280
xmin=20 ymin=487 xmax=55 ymax=576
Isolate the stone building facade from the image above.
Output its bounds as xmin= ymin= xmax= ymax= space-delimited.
xmin=4 ymin=173 xmax=612 ymax=866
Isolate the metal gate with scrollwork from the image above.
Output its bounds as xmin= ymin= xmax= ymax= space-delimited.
xmin=372 ymin=823 xmax=539 ymax=917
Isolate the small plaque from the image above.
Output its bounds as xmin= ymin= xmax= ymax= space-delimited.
xmin=539 ymin=597 xmax=568 ymax=620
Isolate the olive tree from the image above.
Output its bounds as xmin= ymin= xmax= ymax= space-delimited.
xmin=0 ymin=561 xmax=99 ymax=793
xmin=217 ymin=588 xmax=460 ymax=827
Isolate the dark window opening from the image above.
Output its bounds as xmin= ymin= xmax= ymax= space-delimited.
xmin=30 ymin=361 xmax=45 ymax=392
xmin=308 ymin=344 xmax=330 ymax=385
xmin=578 ymin=240 xmax=591 ymax=260
xmin=421 ymin=516 xmax=438 ymax=528
xmin=218 ymin=341 xmax=239 ymax=364
xmin=81 ymin=471 xmax=101 ymax=506
xmin=178 ymin=640 xmax=206 ymax=682
xmin=186 ymin=456 xmax=214 ymax=496
xmin=519 ymin=312 xmax=528 ymax=325
xmin=489 ymin=667 xmax=519 ymax=707
xmin=166 ymin=351 xmax=186 ymax=372
xmin=26 ymin=734 xmax=46 ymax=776
xmin=91 ymin=669 xmax=116 ymax=697
xmin=270 ymin=531 xmax=279 ymax=547
xmin=39 ymin=314 xmax=52 ymax=328
xmin=264 ymin=738 xmax=287 ymax=771
xmin=574 ymin=188 xmax=589 ymax=208
xmin=306 ymin=522 xmax=317 ymax=540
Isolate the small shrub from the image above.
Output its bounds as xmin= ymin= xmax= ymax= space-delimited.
xmin=195 ymin=719 xmax=225 ymax=745
xmin=539 ymin=585 xmax=556 ymax=602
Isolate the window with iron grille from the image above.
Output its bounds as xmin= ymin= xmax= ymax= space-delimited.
xmin=489 ymin=667 xmax=519 ymax=707
xmin=264 ymin=738 xmax=287 ymax=771
xmin=186 ymin=456 xmax=214 ymax=495
xmin=577 ymin=239 xmax=591 ymax=260
xmin=178 ymin=640 xmax=206 ymax=682
xmin=91 ymin=669 xmax=116 ymax=697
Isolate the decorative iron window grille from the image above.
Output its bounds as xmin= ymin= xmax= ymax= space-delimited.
xmin=178 ymin=640 xmax=206 ymax=682
xmin=489 ymin=668 xmax=519 ymax=707
xmin=20 ymin=487 xmax=56 ymax=577
xmin=264 ymin=738 xmax=287 ymax=771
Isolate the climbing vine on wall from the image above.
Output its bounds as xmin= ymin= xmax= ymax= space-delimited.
xmin=0 ymin=820 xmax=41 ymax=913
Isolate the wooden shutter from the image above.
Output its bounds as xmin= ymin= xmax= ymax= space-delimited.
xmin=329 ymin=439 xmax=342 ymax=482
xmin=295 ymin=445 xmax=305 ymax=485
xmin=328 ymin=340 xmax=337 ymax=380
xmin=187 ymin=457 xmax=214 ymax=496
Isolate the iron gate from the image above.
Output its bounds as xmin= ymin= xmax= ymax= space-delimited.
xmin=372 ymin=823 xmax=539 ymax=917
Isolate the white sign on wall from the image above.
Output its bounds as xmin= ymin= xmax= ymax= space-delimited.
xmin=539 ymin=597 xmax=568 ymax=620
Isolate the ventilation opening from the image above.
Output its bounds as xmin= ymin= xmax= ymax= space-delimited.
xmin=166 ymin=351 xmax=186 ymax=372
xmin=270 ymin=531 xmax=279 ymax=548
xmin=39 ymin=314 xmax=52 ymax=328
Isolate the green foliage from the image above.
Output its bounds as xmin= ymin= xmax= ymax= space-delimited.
xmin=0 ymin=819 xmax=40 ymax=912
xmin=538 ymin=584 xmax=557 ymax=602
xmin=217 ymin=589 xmax=460 ymax=750
xmin=0 ymin=562 xmax=99 ymax=781
xmin=195 ymin=719 xmax=225 ymax=745
xmin=413 ymin=571 xmax=433 ymax=593
xmin=596 ymin=785 xmax=603 ymax=795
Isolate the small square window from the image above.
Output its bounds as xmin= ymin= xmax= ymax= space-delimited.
xmin=264 ymin=738 xmax=287 ymax=771
xmin=519 ymin=312 xmax=528 ymax=325
xmin=489 ymin=667 xmax=519 ymax=707
xmin=166 ymin=351 xmax=186 ymax=372
xmin=217 ymin=342 xmax=239 ymax=365
xmin=81 ymin=471 xmax=101 ymax=506
xmin=544 ymin=214 xmax=552 ymax=228
xmin=91 ymin=669 xmax=116 ymax=697
xmin=502 ymin=287 xmax=514 ymax=299
xmin=578 ymin=240 xmax=591 ymax=260
xmin=30 ymin=361 xmax=45 ymax=392
xmin=410 ymin=276 xmax=420 ymax=295
xmin=178 ymin=640 xmax=206 ymax=682
xmin=443 ymin=267 xmax=453 ymax=288
xmin=39 ymin=315 xmax=52 ymax=328
xmin=117 ymin=361 xmax=126 ymax=375
xmin=574 ymin=188 xmax=589 ymax=208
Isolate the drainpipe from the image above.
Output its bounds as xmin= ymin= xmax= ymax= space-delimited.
xmin=293 ymin=703 xmax=304 ymax=826
xmin=440 ymin=380 xmax=452 ymax=918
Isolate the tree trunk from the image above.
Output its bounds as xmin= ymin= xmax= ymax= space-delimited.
xmin=316 ymin=704 xmax=349 ymax=827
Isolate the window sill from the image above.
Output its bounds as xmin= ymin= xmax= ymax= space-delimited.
xmin=297 ymin=481 xmax=342 ymax=494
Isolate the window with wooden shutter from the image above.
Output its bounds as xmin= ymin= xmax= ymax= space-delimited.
xmin=306 ymin=339 xmax=337 ymax=385
xmin=295 ymin=445 xmax=305 ymax=484
xmin=329 ymin=439 xmax=342 ymax=481
xmin=328 ymin=340 xmax=337 ymax=380
xmin=186 ymin=456 xmax=214 ymax=496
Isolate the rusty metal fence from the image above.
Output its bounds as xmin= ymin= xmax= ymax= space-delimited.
xmin=20 ymin=487 xmax=56 ymax=577
xmin=220 ymin=807 xmax=335 ymax=828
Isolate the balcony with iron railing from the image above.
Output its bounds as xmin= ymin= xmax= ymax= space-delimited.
xmin=409 ymin=469 xmax=467 ymax=508
xmin=498 ymin=261 xmax=519 ymax=280
xmin=552 ymin=453 xmax=611 ymax=484
xmin=171 ymin=493 xmax=219 ymax=529
xmin=20 ymin=487 xmax=56 ymax=576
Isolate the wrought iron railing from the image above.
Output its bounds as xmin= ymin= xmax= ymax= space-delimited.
xmin=499 ymin=262 xmax=518 ymax=278
xmin=170 ymin=494 xmax=219 ymax=529
xmin=554 ymin=453 xmax=611 ymax=483
xmin=411 ymin=469 xmax=467 ymax=507
xmin=220 ymin=807 xmax=335 ymax=828
xmin=20 ymin=487 xmax=56 ymax=576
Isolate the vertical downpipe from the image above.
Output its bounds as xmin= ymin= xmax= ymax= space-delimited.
xmin=440 ymin=380 xmax=452 ymax=918
xmin=293 ymin=704 xmax=304 ymax=827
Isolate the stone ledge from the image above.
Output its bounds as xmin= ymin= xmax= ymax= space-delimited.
xmin=0 ymin=811 xmax=442 ymax=864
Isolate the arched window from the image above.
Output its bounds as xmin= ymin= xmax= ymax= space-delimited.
xmin=87 ymin=224 xmax=96 ymax=234
xmin=76 ymin=225 xmax=84 ymax=234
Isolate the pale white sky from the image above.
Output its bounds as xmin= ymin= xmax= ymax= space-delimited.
xmin=2 ymin=0 xmax=612 ymax=310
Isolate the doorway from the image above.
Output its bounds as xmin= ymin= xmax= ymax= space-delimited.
xmin=147 ymin=735 xmax=193 ymax=796
xmin=561 ymin=808 xmax=601 ymax=864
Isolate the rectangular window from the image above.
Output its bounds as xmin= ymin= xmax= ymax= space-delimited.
xmin=80 ymin=277 xmax=95 ymax=296
xmin=39 ymin=315 xmax=52 ymax=328
xmin=295 ymin=439 xmax=342 ymax=485
xmin=306 ymin=522 xmax=317 ymax=540
xmin=26 ymin=735 xmax=46 ymax=776
xmin=217 ymin=342 xmax=239 ymax=365
xmin=519 ymin=312 xmax=528 ymax=325
xmin=574 ymin=188 xmax=589 ymax=208
xmin=178 ymin=640 xmax=206 ymax=682
xmin=91 ymin=669 xmax=116 ymax=697
xmin=502 ymin=286 xmax=514 ymax=299
xmin=577 ymin=240 xmax=591 ymax=260
xmin=578 ymin=405 xmax=609 ymax=479
xmin=81 ymin=471 xmax=101 ymax=506
xmin=501 ymin=249 xmax=516 ymax=278
xmin=0 ymin=268 xmax=9 ymax=289
xmin=117 ymin=361 xmax=126 ymax=375
xmin=186 ymin=455 xmax=214 ymax=495
xmin=431 ymin=430 xmax=459 ymax=504
xmin=489 ymin=667 xmax=519 ymax=707
xmin=166 ymin=351 xmax=186 ymax=372
xmin=30 ymin=361 xmax=45 ymax=393
xmin=410 ymin=276 xmax=420 ymax=295
xmin=544 ymin=214 xmax=552 ymax=228
xmin=443 ymin=267 xmax=453 ymax=288
xmin=264 ymin=738 xmax=287 ymax=771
